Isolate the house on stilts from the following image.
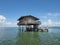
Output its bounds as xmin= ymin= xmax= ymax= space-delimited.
xmin=17 ymin=15 xmax=41 ymax=32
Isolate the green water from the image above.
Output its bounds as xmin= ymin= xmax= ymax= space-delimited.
xmin=16 ymin=32 xmax=41 ymax=45
xmin=0 ymin=27 xmax=60 ymax=45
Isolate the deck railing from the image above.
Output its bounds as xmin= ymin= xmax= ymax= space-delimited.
xmin=17 ymin=20 xmax=41 ymax=25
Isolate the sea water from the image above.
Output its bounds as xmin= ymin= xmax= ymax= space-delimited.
xmin=0 ymin=27 xmax=60 ymax=45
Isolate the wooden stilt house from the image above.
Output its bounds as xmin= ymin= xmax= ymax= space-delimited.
xmin=17 ymin=15 xmax=41 ymax=31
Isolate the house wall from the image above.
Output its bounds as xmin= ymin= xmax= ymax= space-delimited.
xmin=19 ymin=17 xmax=38 ymax=24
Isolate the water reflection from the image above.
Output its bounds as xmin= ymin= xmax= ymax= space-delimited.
xmin=16 ymin=29 xmax=41 ymax=45
xmin=16 ymin=27 xmax=60 ymax=45
xmin=0 ymin=27 xmax=60 ymax=45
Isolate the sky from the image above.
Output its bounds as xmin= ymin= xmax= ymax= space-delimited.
xmin=0 ymin=0 xmax=60 ymax=27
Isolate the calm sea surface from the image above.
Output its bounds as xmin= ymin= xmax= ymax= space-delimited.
xmin=0 ymin=27 xmax=60 ymax=45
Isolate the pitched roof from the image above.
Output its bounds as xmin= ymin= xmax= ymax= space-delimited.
xmin=18 ymin=15 xmax=39 ymax=21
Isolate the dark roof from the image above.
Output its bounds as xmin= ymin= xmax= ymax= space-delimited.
xmin=18 ymin=15 xmax=39 ymax=21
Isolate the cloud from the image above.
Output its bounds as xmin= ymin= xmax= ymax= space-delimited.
xmin=40 ymin=13 xmax=60 ymax=19
xmin=48 ymin=19 xmax=52 ymax=25
xmin=41 ymin=19 xmax=60 ymax=27
xmin=0 ymin=15 xmax=60 ymax=27
xmin=47 ymin=13 xmax=60 ymax=17
xmin=36 ymin=13 xmax=60 ymax=27
xmin=0 ymin=15 xmax=6 ymax=23
xmin=0 ymin=15 xmax=17 ymax=27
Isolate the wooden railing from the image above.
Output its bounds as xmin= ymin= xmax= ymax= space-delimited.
xmin=17 ymin=20 xmax=41 ymax=25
